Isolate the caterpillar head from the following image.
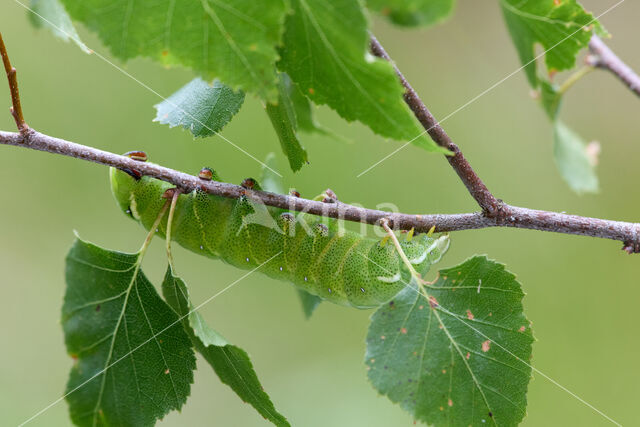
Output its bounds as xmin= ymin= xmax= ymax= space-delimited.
xmin=408 ymin=233 xmax=449 ymax=272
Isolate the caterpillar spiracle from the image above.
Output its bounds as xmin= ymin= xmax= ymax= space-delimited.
xmin=110 ymin=153 xmax=450 ymax=309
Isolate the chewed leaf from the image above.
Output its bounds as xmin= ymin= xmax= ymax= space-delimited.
xmin=366 ymin=0 xmax=456 ymax=27
xmin=266 ymin=74 xmax=309 ymax=172
xmin=366 ymin=256 xmax=533 ymax=426
xmin=162 ymin=267 xmax=290 ymax=427
xmin=553 ymin=121 xmax=599 ymax=194
xmin=540 ymin=80 xmax=562 ymax=120
xmin=60 ymin=0 xmax=287 ymax=100
xmin=281 ymin=73 xmax=339 ymax=139
xmin=279 ymin=0 xmax=445 ymax=153
xmin=500 ymin=0 xmax=606 ymax=87
xmin=154 ymin=78 xmax=245 ymax=138
xmin=63 ymin=238 xmax=196 ymax=427
xmin=29 ymin=0 xmax=90 ymax=53
xmin=260 ymin=152 xmax=285 ymax=194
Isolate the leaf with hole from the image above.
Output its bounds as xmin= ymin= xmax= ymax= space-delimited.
xmin=366 ymin=256 xmax=533 ymax=426
xmin=63 ymin=237 xmax=196 ymax=427
xmin=500 ymin=0 xmax=606 ymax=87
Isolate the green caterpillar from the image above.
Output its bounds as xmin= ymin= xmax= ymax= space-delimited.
xmin=110 ymin=153 xmax=450 ymax=309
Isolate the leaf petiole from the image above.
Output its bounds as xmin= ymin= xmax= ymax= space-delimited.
xmin=558 ymin=65 xmax=595 ymax=95
xmin=139 ymin=198 xmax=170 ymax=257
xmin=164 ymin=189 xmax=182 ymax=271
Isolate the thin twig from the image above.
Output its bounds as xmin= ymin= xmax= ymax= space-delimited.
xmin=588 ymin=35 xmax=640 ymax=98
xmin=1 ymin=129 xmax=639 ymax=251
xmin=369 ymin=35 xmax=501 ymax=217
xmin=0 ymin=32 xmax=638 ymax=252
xmin=0 ymin=33 xmax=27 ymax=132
xmin=367 ymin=34 xmax=640 ymax=253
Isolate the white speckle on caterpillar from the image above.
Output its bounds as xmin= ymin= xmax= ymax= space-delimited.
xmin=304 ymin=276 xmax=308 ymax=281
xmin=245 ymin=257 xmax=250 ymax=262
xmin=360 ymin=287 xmax=366 ymax=293
xmin=200 ymin=245 xmax=204 ymax=250
xmin=328 ymin=288 xmax=332 ymax=293
xmin=377 ymin=272 xmax=401 ymax=283
xmin=279 ymin=266 xmax=283 ymax=271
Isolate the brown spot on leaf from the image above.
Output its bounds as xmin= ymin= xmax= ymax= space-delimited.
xmin=380 ymin=335 xmax=386 ymax=340
xmin=96 ymin=304 xmax=100 ymax=312
xmin=466 ymin=309 xmax=474 ymax=320
xmin=164 ymin=369 xmax=170 ymax=374
xmin=162 ymin=50 xmax=169 ymax=56
xmin=442 ymin=369 xmax=446 ymax=374
xmin=308 ymin=88 xmax=315 ymax=95
xmin=482 ymin=340 xmax=491 ymax=352
xmin=448 ymin=399 xmax=453 ymax=407
xmin=519 ymin=325 xmax=526 ymax=332
xmin=419 ymin=305 xmax=424 ymax=310
xmin=400 ymin=327 xmax=407 ymax=334
xmin=466 ymin=352 xmax=470 ymax=360
xmin=428 ymin=296 xmax=438 ymax=308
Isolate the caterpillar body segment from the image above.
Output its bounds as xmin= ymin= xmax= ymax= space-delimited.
xmin=110 ymin=164 xmax=450 ymax=309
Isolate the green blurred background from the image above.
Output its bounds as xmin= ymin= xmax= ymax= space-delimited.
xmin=1 ymin=1 xmax=638 ymax=426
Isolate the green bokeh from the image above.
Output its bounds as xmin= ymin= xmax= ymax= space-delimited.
xmin=1 ymin=1 xmax=638 ymax=426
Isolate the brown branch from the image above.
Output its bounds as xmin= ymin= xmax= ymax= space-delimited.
xmin=367 ymin=34 xmax=640 ymax=253
xmin=369 ymin=35 xmax=501 ymax=217
xmin=1 ymin=129 xmax=639 ymax=251
xmin=0 ymin=32 xmax=638 ymax=252
xmin=0 ymin=33 xmax=27 ymax=132
xmin=588 ymin=35 xmax=640 ymax=98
